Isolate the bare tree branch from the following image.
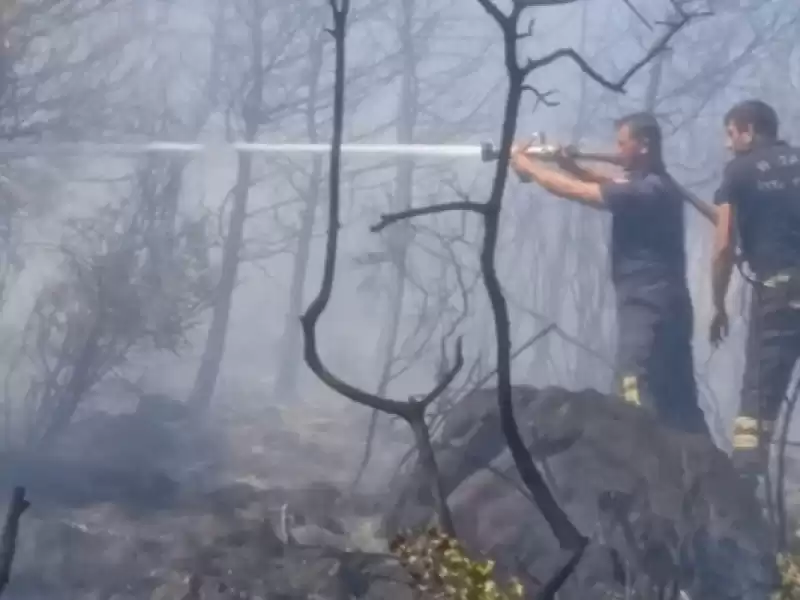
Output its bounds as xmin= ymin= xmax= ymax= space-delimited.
xmin=620 ymin=0 xmax=654 ymax=30
xmin=370 ymin=201 xmax=487 ymax=233
xmin=535 ymin=542 xmax=587 ymax=600
xmin=521 ymin=10 xmax=709 ymax=91
xmin=301 ymin=0 xmax=464 ymax=537
xmin=522 ymin=84 xmax=559 ymax=109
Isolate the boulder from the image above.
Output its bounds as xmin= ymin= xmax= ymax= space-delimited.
xmin=385 ymin=385 xmax=777 ymax=600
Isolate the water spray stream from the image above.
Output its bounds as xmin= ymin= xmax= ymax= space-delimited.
xmin=0 ymin=138 xmax=617 ymax=163
xmin=0 ymin=137 xmax=711 ymax=220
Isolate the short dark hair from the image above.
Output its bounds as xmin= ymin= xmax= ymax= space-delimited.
xmin=724 ymin=100 xmax=779 ymax=139
xmin=614 ymin=111 xmax=664 ymax=172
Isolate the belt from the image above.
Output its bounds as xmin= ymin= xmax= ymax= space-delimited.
xmin=763 ymin=272 xmax=792 ymax=288
xmin=761 ymin=269 xmax=800 ymax=309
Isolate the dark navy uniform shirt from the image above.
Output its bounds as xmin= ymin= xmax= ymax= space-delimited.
xmin=714 ymin=141 xmax=800 ymax=279
xmin=600 ymin=171 xmax=692 ymax=310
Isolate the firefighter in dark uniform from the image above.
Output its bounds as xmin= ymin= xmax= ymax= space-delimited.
xmin=510 ymin=112 xmax=709 ymax=436
xmin=709 ymin=99 xmax=800 ymax=480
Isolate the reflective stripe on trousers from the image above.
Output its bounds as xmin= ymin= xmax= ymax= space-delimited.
xmin=621 ymin=375 xmax=640 ymax=406
xmin=732 ymin=415 xmax=774 ymax=456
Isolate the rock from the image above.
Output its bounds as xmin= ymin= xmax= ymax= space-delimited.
xmin=386 ymin=385 xmax=777 ymax=600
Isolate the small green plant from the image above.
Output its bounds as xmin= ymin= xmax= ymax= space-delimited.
xmin=775 ymin=554 xmax=800 ymax=600
xmin=389 ymin=526 xmax=524 ymax=600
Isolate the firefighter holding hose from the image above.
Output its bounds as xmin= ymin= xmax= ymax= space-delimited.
xmin=509 ymin=112 xmax=710 ymax=437
xmin=709 ymin=100 xmax=800 ymax=484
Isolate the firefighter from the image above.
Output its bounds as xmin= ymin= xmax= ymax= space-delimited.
xmin=709 ymin=99 xmax=800 ymax=481
xmin=509 ymin=112 xmax=709 ymax=436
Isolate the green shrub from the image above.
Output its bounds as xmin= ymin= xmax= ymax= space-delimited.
xmin=389 ymin=526 xmax=524 ymax=600
xmin=776 ymin=554 xmax=800 ymax=600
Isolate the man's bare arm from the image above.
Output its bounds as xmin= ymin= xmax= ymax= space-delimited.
xmin=559 ymin=159 xmax=621 ymax=185
xmin=711 ymin=202 xmax=735 ymax=312
xmin=511 ymin=152 xmax=608 ymax=210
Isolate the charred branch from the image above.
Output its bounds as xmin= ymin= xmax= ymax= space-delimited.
xmin=370 ymin=201 xmax=487 ymax=233
xmin=300 ymin=0 xmax=464 ymax=537
xmin=535 ymin=542 xmax=587 ymax=600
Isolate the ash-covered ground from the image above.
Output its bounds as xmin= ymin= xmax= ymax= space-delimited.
xmin=0 ymin=387 xmax=412 ymax=599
